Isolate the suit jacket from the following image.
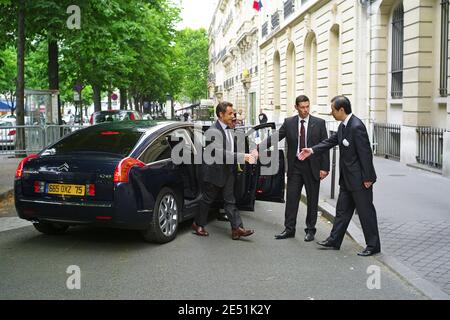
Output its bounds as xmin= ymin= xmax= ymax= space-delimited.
xmin=202 ymin=120 xmax=245 ymax=187
xmin=312 ymin=115 xmax=377 ymax=191
xmin=264 ymin=115 xmax=330 ymax=180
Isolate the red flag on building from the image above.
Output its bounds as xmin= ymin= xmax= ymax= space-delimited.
xmin=253 ymin=0 xmax=263 ymax=11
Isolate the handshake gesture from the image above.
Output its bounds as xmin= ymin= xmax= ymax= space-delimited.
xmin=298 ymin=148 xmax=313 ymax=161
xmin=245 ymin=149 xmax=259 ymax=165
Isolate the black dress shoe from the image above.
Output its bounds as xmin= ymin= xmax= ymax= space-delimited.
xmin=304 ymin=232 xmax=315 ymax=242
xmin=317 ymin=240 xmax=340 ymax=250
xmin=357 ymin=248 xmax=380 ymax=257
xmin=274 ymin=230 xmax=295 ymax=239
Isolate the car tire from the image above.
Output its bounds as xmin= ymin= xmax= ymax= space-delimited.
xmin=141 ymin=187 xmax=180 ymax=244
xmin=33 ymin=221 xmax=69 ymax=235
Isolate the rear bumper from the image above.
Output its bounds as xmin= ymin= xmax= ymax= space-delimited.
xmin=14 ymin=178 xmax=157 ymax=230
xmin=15 ymin=196 xmax=153 ymax=230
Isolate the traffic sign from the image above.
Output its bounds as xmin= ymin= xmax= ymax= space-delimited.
xmin=73 ymin=83 xmax=83 ymax=93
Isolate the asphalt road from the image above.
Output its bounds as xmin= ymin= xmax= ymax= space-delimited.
xmin=0 ymin=201 xmax=426 ymax=300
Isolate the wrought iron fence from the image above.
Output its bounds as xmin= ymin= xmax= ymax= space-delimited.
xmin=373 ymin=123 xmax=401 ymax=160
xmin=416 ymin=126 xmax=445 ymax=169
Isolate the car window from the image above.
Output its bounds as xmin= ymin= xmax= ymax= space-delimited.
xmin=246 ymin=125 xmax=276 ymax=151
xmin=139 ymin=133 xmax=172 ymax=164
xmin=170 ymin=128 xmax=197 ymax=155
xmin=94 ymin=113 xmax=122 ymax=123
xmin=42 ymin=127 xmax=144 ymax=156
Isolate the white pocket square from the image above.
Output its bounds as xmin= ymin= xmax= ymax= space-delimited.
xmin=343 ymin=139 xmax=350 ymax=147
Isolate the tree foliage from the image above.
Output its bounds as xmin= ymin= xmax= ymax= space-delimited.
xmin=173 ymin=28 xmax=209 ymax=103
xmin=0 ymin=0 xmax=209 ymax=114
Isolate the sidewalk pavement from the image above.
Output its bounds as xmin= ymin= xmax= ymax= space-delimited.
xmin=315 ymin=155 xmax=450 ymax=299
xmin=0 ymin=156 xmax=21 ymax=199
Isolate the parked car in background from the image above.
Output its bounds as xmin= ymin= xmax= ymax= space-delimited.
xmin=0 ymin=117 xmax=16 ymax=149
xmin=62 ymin=114 xmax=75 ymax=125
xmin=89 ymin=110 xmax=143 ymax=125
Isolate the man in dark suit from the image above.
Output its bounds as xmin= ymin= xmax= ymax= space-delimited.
xmin=257 ymin=95 xmax=330 ymax=242
xmin=299 ymin=95 xmax=381 ymax=256
xmin=192 ymin=101 xmax=255 ymax=240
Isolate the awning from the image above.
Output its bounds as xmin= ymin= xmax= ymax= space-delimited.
xmin=177 ymin=103 xmax=200 ymax=112
xmin=0 ymin=100 xmax=13 ymax=111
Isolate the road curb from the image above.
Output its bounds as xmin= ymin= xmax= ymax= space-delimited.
xmin=302 ymin=195 xmax=450 ymax=300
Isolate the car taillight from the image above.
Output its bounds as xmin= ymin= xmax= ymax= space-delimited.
xmin=130 ymin=113 xmax=135 ymax=120
xmin=8 ymin=129 xmax=16 ymax=136
xmin=113 ymin=157 xmax=145 ymax=183
xmin=15 ymin=154 xmax=38 ymax=178
xmin=89 ymin=115 xmax=93 ymax=125
xmin=86 ymin=184 xmax=95 ymax=196
xmin=34 ymin=181 xmax=45 ymax=193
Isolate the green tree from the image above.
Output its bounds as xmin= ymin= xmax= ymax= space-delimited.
xmin=173 ymin=28 xmax=209 ymax=103
xmin=0 ymin=46 xmax=16 ymax=114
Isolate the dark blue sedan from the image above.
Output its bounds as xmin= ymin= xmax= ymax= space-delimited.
xmin=14 ymin=121 xmax=285 ymax=243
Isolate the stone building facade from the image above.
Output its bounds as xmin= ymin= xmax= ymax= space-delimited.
xmin=208 ymin=0 xmax=261 ymax=125
xmin=208 ymin=0 xmax=450 ymax=177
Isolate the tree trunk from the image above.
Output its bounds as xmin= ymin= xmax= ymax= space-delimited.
xmin=107 ymin=83 xmax=112 ymax=110
xmin=134 ymin=95 xmax=140 ymax=112
xmin=128 ymin=96 xmax=133 ymax=110
xmin=48 ymin=38 xmax=61 ymax=124
xmin=119 ymin=88 xmax=127 ymax=110
xmin=93 ymin=85 xmax=101 ymax=112
xmin=15 ymin=0 xmax=26 ymax=157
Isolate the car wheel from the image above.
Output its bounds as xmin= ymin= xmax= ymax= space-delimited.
xmin=141 ymin=187 xmax=180 ymax=244
xmin=33 ymin=221 xmax=69 ymax=235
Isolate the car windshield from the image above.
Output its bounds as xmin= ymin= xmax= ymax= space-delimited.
xmin=42 ymin=127 xmax=144 ymax=156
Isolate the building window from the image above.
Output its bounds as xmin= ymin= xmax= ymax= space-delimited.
xmin=284 ymin=0 xmax=294 ymax=19
xmin=391 ymin=3 xmax=404 ymax=99
xmin=262 ymin=21 xmax=268 ymax=37
xmin=271 ymin=11 xmax=280 ymax=30
xmin=305 ymin=32 xmax=317 ymax=106
xmin=440 ymin=0 xmax=449 ymax=96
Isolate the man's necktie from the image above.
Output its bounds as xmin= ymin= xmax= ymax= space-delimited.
xmin=300 ymin=120 xmax=306 ymax=150
xmin=225 ymin=126 xmax=233 ymax=151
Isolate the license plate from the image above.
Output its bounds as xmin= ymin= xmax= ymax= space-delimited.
xmin=46 ymin=183 xmax=85 ymax=196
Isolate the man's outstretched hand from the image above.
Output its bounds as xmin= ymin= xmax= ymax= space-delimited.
xmin=298 ymin=148 xmax=313 ymax=161
xmin=250 ymin=148 xmax=259 ymax=160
